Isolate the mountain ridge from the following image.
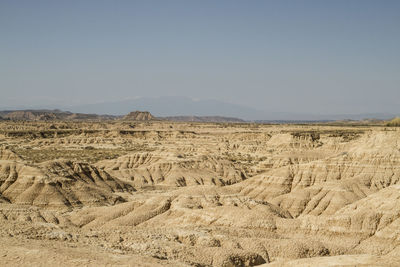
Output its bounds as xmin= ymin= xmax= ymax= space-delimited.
xmin=0 ymin=95 xmax=398 ymax=121
xmin=61 ymin=96 xmax=400 ymax=121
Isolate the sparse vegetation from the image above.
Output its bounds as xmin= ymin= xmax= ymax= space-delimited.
xmin=386 ymin=117 xmax=400 ymax=127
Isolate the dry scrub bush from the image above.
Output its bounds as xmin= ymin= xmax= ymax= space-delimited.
xmin=386 ymin=117 xmax=400 ymax=127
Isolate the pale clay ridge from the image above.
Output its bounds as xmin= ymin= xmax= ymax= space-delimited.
xmin=96 ymin=152 xmax=247 ymax=187
xmin=0 ymin=148 xmax=22 ymax=161
xmin=1 ymin=120 xmax=400 ymax=266
xmin=0 ymin=159 xmax=133 ymax=208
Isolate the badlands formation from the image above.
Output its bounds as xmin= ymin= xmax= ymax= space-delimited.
xmin=1 ymin=119 xmax=400 ymax=266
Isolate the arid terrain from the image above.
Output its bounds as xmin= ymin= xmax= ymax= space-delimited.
xmin=1 ymin=118 xmax=400 ymax=266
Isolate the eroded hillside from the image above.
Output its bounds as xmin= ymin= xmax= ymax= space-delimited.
xmin=0 ymin=120 xmax=399 ymax=266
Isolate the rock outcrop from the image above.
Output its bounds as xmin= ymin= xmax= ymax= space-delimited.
xmin=122 ymin=111 xmax=154 ymax=121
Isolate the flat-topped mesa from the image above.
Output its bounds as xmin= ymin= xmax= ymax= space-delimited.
xmin=122 ymin=111 xmax=154 ymax=121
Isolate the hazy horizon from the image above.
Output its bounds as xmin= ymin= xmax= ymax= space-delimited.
xmin=1 ymin=95 xmax=398 ymax=121
xmin=1 ymin=0 xmax=399 ymax=116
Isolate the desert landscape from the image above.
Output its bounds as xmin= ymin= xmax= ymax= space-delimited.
xmin=2 ymin=0 xmax=399 ymax=265
xmin=0 ymin=112 xmax=399 ymax=266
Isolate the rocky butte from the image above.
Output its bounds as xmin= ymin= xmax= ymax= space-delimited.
xmin=122 ymin=111 xmax=155 ymax=121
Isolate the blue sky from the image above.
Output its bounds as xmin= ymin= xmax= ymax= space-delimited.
xmin=1 ymin=0 xmax=399 ymax=114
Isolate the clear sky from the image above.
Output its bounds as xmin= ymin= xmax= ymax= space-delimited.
xmin=1 ymin=0 xmax=399 ymax=115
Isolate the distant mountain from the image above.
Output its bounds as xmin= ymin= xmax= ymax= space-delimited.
xmin=66 ymin=96 xmax=264 ymax=120
xmin=0 ymin=109 xmax=247 ymax=123
xmin=66 ymin=97 xmax=398 ymax=121
xmin=255 ymin=113 xmax=398 ymax=123
xmin=0 ymin=109 xmax=118 ymax=121
xmin=1 ymin=96 xmax=398 ymax=121
xmin=163 ymin=116 xmax=245 ymax=123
